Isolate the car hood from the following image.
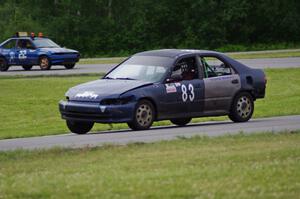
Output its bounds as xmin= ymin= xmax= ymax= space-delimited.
xmin=66 ymin=79 xmax=152 ymax=102
xmin=40 ymin=48 xmax=78 ymax=53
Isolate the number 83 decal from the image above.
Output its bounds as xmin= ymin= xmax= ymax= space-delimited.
xmin=181 ymin=84 xmax=194 ymax=102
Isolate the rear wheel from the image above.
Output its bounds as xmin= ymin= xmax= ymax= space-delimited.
xmin=0 ymin=58 xmax=9 ymax=71
xmin=39 ymin=56 xmax=51 ymax=70
xmin=64 ymin=64 xmax=75 ymax=69
xmin=229 ymin=92 xmax=254 ymax=122
xmin=127 ymin=100 xmax=155 ymax=130
xmin=66 ymin=120 xmax=94 ymax=134
xmin=170 ymin=118 xmax=191 ymax=126
xmin=22 ymin=65 xmax=33 ymax=71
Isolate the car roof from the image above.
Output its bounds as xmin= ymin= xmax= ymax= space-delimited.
xmin=9 ymin=37 xmax=47 ymax=40
xmin=134 ymin=49 xmax=223 ymax=58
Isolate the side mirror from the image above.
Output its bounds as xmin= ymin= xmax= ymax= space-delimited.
xmin=166 ymin=73 xmax=182 ymax=83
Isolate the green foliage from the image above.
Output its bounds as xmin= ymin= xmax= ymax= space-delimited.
xmin=0 ymin=0 xmax=299 ymax=57
xmin=0 ymin=132 xmax=300 ymax=198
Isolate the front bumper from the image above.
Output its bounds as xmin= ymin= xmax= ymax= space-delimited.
xmin=59 ymin=100 xmax=135 ymax=123
xmin=50 ymin=54 xmax=80 ymax=65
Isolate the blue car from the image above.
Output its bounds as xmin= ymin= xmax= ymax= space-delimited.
xmin=0 ymin=32 xmax=80 ymax=71
xmin=59 ymin=49 xmax=266 ymax=134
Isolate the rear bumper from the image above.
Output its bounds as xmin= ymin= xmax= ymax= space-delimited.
xmin=59 ymin=100 xmax=135 ymax=123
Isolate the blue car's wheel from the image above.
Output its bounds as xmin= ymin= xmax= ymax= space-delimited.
xmin=0 ymin=57 xmax=9 ymax=72
xmin=64 ymin=64 xmax=75 ymax=69
xmin=128 ymin=100 xmax=155 ymax=130
xmin=22 ymin=65 xmax=33 ymax=71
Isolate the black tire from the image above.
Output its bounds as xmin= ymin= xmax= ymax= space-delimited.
xmin=229 ymin=92 xmax=254 ymax=122
xmin=64 ymin=64 xmax=75 ymax=69
xmin=39 ymin=56 xmax=51 ymax=70
xmin=127 ymin=100 xmax=155 ymax=130
xmin=22 ymin=65 xmax=33 ymax=71
xmin=66 ymin=120 xmax=94 ymax=134
xmin=170 ymin=118 xmax=191 ymax=126
xmin=0 ymin=57 xmax=9 ymax=71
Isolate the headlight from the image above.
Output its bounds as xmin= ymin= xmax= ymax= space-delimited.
xmin=100 ymin=96 xmax=135 ymax=105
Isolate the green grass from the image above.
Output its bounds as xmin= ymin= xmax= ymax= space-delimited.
xmin=79 ymin=57 xmax=126 ymax=65
xmin=0 ymin=131 xmax=299 ymax=199
xmin=78 ymin=50 xmax=300 ymax=65
xmin=0 ymin=68 xmax=300 ymax=139
xmin=227 ymin=50 xmax=300 ymax=59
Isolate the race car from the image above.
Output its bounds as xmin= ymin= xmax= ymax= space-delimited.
xmin=0 ymin=32 xmax=80 ymax=71
xmin=59 ymin=49 xmax=266 ymax=134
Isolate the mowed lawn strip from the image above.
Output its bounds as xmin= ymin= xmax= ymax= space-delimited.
xmin=79 ymin=50 xmax=300 ymax=65
xmin=0 ymin=68 xmax=300 ymax=139
xmin=0 ymin=131 xmax=299 ymax=199
xmin=227 ymin=50 xmax=300 ymax=59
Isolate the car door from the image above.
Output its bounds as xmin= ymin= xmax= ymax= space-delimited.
xmin=200 ymin=55 xmax=241 ymax=112
xmin=16 ymin=39 xmax=37 ymax=65
xmin=0 ymin=39 xmax=18 ymax=65
xmin=161 ymin=56 xmax=205 ymax=118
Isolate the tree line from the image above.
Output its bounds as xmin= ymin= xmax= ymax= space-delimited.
xmin=0 ymin=0 xmax=299 ymax=57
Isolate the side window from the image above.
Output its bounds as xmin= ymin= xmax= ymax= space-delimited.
xmin=170 ymin=57 xmax=198 ymax=81
xmin=17 ymin=39 xmax=34 ymax=49
xmin=2 ymin=39 xmax=16 ymax=49
xmin=201 ymin=56 xmax=235 ymax=78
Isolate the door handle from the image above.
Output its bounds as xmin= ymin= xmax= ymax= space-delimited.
xmin=231 ymin=79 xmax=239 ymax=84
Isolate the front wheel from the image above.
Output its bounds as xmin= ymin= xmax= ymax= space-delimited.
xmin=127 ymin=100 xmax=155 ymax=130
xmin=229 ymin=92 xmax=254 ymax=122
xmin=64 ymin=64 xmax=75 ymax=69
xmin=0 ymin=58 xmax=9 ymax=71
xmin=22 ymin=65 xmax=33 ymax=71
xmin=170 ymin=118 xmax=191 ymax=126
xmin=39 ymin=56 xmax=51 ymax=70
xmin=66 ymin=120 xmax=94 ymax=134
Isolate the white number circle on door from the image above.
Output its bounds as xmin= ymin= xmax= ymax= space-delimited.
xmin=181 ymin=84 xmax=194 ymax=102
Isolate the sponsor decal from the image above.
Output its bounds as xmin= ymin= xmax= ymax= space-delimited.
xmin=100 ymin=106 xmax=106 ymax=113
xmin=175 ymin=82 xmax=181 ymax=87
xmin=165 ymin=84 xmax=177 ymax=93
xmin=75 ymin=91 xmax=98 ymax=99
xmin=9 ymin=51 xmax=15 ymax=62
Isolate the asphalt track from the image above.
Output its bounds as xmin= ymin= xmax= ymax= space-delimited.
xmin=1 ymin=57 xmax=300 ymax=76
xmin=0 ymin=115 xmax=299 ymax=151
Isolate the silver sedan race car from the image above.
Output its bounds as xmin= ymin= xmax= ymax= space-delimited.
xmin=59 ymin=49 xmax=266 ymax=134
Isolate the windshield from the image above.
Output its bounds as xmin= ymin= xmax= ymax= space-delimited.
xmin=105 ymin=56 xmax=173 ymax=82
xmin=32 ymin=38 xmax=60 ymax=48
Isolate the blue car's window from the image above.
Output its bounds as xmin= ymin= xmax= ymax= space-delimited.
xmin=32 ymin=38 xmax=60 ymax=48
xmin=105 ymin=56 xmax=172 ymax=82
xmin=17 ymin=39 xmax=35 ymax=49
xmin=1 ymin=39 xmax=16 ymax=49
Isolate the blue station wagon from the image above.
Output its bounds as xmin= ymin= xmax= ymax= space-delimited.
xmin=0 ymin=32 xmax=80 ymax=71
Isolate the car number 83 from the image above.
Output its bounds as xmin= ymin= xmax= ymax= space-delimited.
xmin=181 ymin=84 xmax=194 ymax=102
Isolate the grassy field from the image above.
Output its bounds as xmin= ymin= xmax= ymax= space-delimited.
xmin=0 ymin=131 xmax=299 ymax=198
xmin=227 ymin=50 xmax=300 ymax=59
xmin=0 ymin=68 xmax=300 ymax=139
xmin=79 ymin=49 xmax=300 ymax=65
